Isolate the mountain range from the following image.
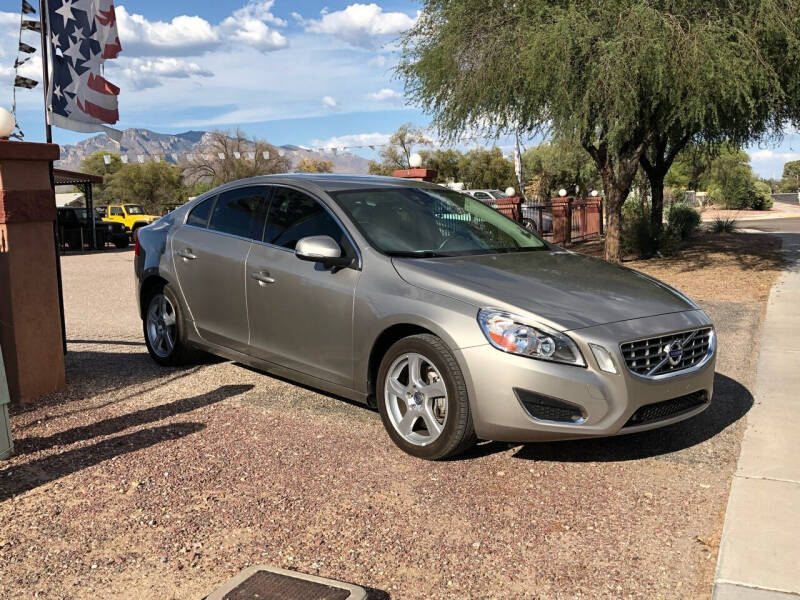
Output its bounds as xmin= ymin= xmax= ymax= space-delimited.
xmin=55 ymin=128 xmax=371 ymax=174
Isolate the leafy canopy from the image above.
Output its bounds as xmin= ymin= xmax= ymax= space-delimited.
xmin=400 ymin=1 xmax=800 ymax=152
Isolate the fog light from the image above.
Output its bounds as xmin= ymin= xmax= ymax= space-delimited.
xmin=590 ymin=344 xmax=617 ymax=374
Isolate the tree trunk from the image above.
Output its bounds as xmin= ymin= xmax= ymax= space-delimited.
xmin=603 ymin=183 xmax=624 ymax=263
xmin=649 ymin=171 xmax=666 ymax=233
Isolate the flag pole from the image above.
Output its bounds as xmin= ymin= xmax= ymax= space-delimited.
xmin=38 ymin=0 xmax=52 ymax=144
xmin=38 ymin=0 xmax=66 ymax=355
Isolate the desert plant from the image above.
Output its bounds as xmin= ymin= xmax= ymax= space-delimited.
xmin=711 ymin=217 xmax=738 ymax=233
xmin=667 ymin=202 xmax=701 ymax=240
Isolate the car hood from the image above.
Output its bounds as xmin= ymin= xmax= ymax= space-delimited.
xmin=392 ymin=250 xmax=698 ymax=331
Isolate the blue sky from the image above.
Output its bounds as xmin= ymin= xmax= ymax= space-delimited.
xmin=2 ymin=0 xmax=800 ymax=178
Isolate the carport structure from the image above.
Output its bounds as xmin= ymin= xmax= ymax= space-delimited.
xmin=53 ymin=168 xmax=103 ymax=250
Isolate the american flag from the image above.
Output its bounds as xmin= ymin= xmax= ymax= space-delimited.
xmin=47 ymin=0 xmax=123 ymax=140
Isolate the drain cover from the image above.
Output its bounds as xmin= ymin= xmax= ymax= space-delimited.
xmin=206 ymin=566 xmax=367 ymax=600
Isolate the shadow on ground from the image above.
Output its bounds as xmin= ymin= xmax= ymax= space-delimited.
xmin=0 ymin=422 xmax=205 ymax=502
xmin=14 ymin=384 xmax=253 ymax=455
xmin=456 ymin=372 xmax=752 ymax=463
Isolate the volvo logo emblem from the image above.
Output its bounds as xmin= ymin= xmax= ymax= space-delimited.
xmin=665 ymin=341 xmax=684 ymax=366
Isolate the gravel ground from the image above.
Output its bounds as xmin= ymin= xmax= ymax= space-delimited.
xmin=0 ymin=233 xmax=784 ymax=600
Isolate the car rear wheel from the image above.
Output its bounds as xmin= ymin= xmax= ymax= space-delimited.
xmin=377 ymin=334 xmax=477 ymax=460
xmin=114 ymin=237 xmax=130 ymax=249
xmin=143 ymin=284 xmax=199 ymax=366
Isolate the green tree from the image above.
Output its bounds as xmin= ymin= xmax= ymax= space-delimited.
xmin=418 ymin=148 xmax=463 ymax=183
xmin=183 ymin=129 xmax=289 ymax=187
xmin=456 ymin=147 xmax=514 ymax=190
xmin=78 ymin=151 xmax=123 ymax=205
xmin=368 ymin=123 xmax=430 ymax=175
xmin=296 ymin=157 xmax=334 ymax=173
xmin=399 ymin=1 xmax=800 ymax=261
xmin=522 ymin=141 xmax=601 ymax=200
xmin=106 ymin=161 xmax=187 ymax=214
xmin=705 ymin=146 xmax=759 ymax=209
xmin=780 ymin=160 xmax=800 ymax=192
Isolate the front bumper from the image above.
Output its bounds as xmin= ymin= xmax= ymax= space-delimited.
xmin=457 ymin=310 xmax=716 ymax=442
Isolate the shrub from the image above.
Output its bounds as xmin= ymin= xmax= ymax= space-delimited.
xmin=621 ymin=197 xmax=660 ymax=258
xmin=659 ymin=225 xmax=683 ymax=256
xmin=709 ymin=187 xmax=724 ymax=206
xmin=752 ymin=181 xmax=774 ymax=211
xmin=711 ymin=217 xmax=738 ymax=233
xmin=667 ymin=202 xmax=701 ymax=240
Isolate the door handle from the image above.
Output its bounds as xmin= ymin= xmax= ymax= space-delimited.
xmin=250 ymin=271 xmax=276 ymax=285
xmin=176 ymin=249 xmax=197 ymax=260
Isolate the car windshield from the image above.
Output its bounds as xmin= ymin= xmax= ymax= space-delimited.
xmin=489 ymin=190 xmax=507 ymax=199
xmin=125 ymin=205 xmax=144 ymax=214
xmin=331 ymin=187 xmax=547 ymax=257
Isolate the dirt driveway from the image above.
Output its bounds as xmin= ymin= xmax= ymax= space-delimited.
xmin=0 ymin=233 xmax=784 ymax=599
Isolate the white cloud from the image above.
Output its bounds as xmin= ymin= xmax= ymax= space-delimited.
xmin=116 ymin=2 xmax=288 ymax=56
xmin=120 ymin=58 xmax=213 ymax=90
xmin=367 ymin=55 xmax=388 ymax=68
xmin=749 ymin=149 xmax=800 ymax=163
xmin=219 ymin=1 xmax=288 ymax=52
xmin=367 ymin=88 xmax=401 ymax=102
xmin=312 ymin=132 xmax=391 ymax=149
xmin=296 ymin=4 xmax=417 ymax=49
xmin=322 ymin=95 xmax=339 ymax=109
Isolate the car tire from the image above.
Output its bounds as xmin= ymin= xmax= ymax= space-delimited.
xmin=142 ymin=283 xmax=201 ymax=366
xmin=522 ymin=217 xmax=538 ymax=232
xmin=377 ymin=334 xmax=477 ymax=460
xmin=114 ymin=238 xmax=130 ymax=249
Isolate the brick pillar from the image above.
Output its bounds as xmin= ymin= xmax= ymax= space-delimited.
xmin=391 ymin=168 xmax=438 ymax=182
xmin=551 ymin=198 xmax=570 ymax=245
xmin=494 ymin=197 xmax=523 ymax=223
xmin=0 ymin=140 xmax=66 ymax=402
xmin=585 ymin=197 xmax=602 ymax=236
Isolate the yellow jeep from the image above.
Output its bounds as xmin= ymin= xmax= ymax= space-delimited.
xmin=99 ymin=204 xmax=160 ymax=237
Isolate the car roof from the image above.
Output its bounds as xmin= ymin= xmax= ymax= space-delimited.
xmin=211 ymin=173 xmax=444 ymax=194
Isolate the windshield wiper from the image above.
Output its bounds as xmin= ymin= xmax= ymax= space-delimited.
xmin=386 ymin=250 xmax=448 ymax=258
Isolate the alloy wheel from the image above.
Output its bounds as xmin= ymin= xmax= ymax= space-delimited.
xmin=146 ymin=293 xmax=177 ymax=358
xmin=384 ymin=352 xmax=448 ymax=446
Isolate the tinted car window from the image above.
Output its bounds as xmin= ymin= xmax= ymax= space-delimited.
xmin=110 ymin=206 xmax=123 ymax=216
xmin=187 ymin=196 xmax=216 ymax=228
xmin=264 ymin=187 xmax=349 ymax=252
xmin=208 ymin=187 xmax=268 ymax=240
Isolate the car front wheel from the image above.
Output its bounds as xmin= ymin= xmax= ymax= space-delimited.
xmin=377 ymin=334 xmax=477 ymax=460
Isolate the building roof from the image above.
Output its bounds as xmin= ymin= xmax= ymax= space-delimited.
xmin=53 ymin=168 xmax=104 ymax=186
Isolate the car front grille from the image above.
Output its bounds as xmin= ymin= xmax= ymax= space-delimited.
xmin=621 ymin=327 xmax=713 ymax=378
xmin=624 ymin=391 xmax=709 ymax=427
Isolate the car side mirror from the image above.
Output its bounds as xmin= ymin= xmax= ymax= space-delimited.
xmin=295 ymin=235 xmax=352 ymax=268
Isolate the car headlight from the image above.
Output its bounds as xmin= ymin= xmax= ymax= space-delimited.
xmin=477 ymin=309 xmax=585 ymax=367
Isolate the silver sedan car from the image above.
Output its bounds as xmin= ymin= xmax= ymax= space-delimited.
xmin=135 ymin=174 xmax=716 ymax=460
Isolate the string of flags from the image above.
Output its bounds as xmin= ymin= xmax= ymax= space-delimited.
xmin=10 ymin=0 xmax=42 ymax=139
xmin=86 ymin=144 xmax=396 ymax=167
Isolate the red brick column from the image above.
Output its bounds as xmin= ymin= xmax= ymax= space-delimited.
xmin=494 ymin=197 xmax=523 ymax=223
xmin=585 ymin=197 xmax=602 ymax=237
xmin=0 ymin=140 xmax=66 ymax=402
xmin=551 ymin=198 xmax=571 ymax=245
xmin=391 ymin=168 xmax=438 ymax=182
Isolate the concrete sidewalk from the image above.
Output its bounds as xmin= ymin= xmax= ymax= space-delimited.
xmin=714 ymin=233 xmax=800 ymax=599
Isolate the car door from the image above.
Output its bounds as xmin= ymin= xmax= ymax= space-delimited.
xmin=245 ymin=185 xmax=360 ymax=388
xmin=171 ymin=186 xmax=269 ymax=353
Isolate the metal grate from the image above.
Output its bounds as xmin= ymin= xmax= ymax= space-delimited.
xmin=621 ymin=328 xmax=713 ymax=378
xmin=221 ymin=570 xmax=351 ymax=600
xmin=624 ymin=391 xmax=708 ymax=427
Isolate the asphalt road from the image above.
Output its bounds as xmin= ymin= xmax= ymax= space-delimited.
xmin=740 ymin=216 xmax=800 ymax=234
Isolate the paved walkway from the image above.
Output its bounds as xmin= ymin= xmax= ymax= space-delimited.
xmin=714 ymin=231 xmax=800 ymax=599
